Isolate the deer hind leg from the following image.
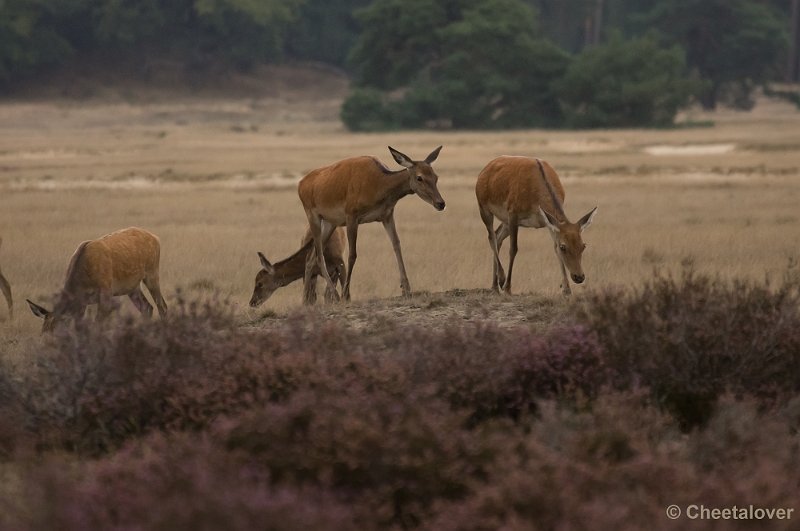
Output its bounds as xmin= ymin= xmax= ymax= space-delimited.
xmin=502 ymin=217 xmax=520 ymax=295
xmin=0 ymin=268 xmax=12 ymax=319
xmin=128 ymin=285 xmax=154 ymax=319
xmin=143 ymin=273 xmax=168 ymax=318
xmin=479 ymin=206 xmax=505 ymax=292
xmin=382 ymin=211 xmax=411 ymax=298
xmin=307 ymin=215 xmax=339 ymax=300
xmin=96 ymin=289 xmax=115 ymax=323
xmin=343 ymin=217 xmax=358 ymax=301
xmin=494 ymin=223 xmax=510 ymax=290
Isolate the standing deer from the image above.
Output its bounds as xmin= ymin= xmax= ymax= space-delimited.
xmin=476 ymin=156 xmax=597 ymax=295
xmin=0 ymin=237 xmax=12 ymax=319
xmin=298 ymin=146 xmax=446 ymax=301
xmin=27 ymin=227 xmax=168 ymax=332
xmin=250 ymin=226 xmax=346 ymax=307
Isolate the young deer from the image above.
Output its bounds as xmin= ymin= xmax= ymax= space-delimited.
xmin=27 ymin=227 xmax=168 ymax=332
xmin=298 ymin=146 xmax=446 ymax=301
xmin=0 ymin=237 xmax=12 ymax=319
xmin=476 ymin=156 xmax=597 ymax=295
xmin=250 ymin=226 xmax=346 ymax=307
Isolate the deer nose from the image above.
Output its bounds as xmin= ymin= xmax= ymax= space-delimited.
xmin=434 ymin=200 xmax=446 ymax=211
xmin=572 ymin=274 xmax=585 ymax=284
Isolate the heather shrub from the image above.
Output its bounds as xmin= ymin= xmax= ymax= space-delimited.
xmin=7 ymin=434 xmax=361 ymax=531
xmin=578 ymin=269 xmax=800 ymax=428
xmin=218 ymin=389 xmax=492 ymax=528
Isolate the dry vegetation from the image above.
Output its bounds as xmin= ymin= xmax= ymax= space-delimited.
xmin=1 ymin=69 xmax=799 ymax=342
xmin=1 ymin=66 xmax=800 ymax=529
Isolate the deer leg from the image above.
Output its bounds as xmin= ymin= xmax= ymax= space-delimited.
xmin=304 ymin=268 xmax=319 ymax=305
xmin=129 ymin=286 xmax=154 ymax=319
xmin=343 ymin=217 xmax=358 ymax=301
xmin=553 ymin=239 xmax=572 ymax=296
xmin=307 ymin=215 xmax=339 ymax=300
xmin=0 ymin=268 xmax=11 ymax=319
xmin=96 ymin=290 xmax=115 ymax=323
xmin=494 ymin=223 xmax=509 ymax=290
xmin=479 ymin=206 xmax=505 ymax=292
xmin=503 ymin=217 xmax=519 ymax=295
xmin=143 ymin=273 xmax=168 ymax=318
xmin=325 ymin=260 xmax=342 ymax=303
xmin=382 ymin=212 xmax=412 ymax=297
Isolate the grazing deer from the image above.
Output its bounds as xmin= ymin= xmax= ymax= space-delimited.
xmin=476 ymin=156 xmax=597 ymax=295
xmin=0 ymin=237 xmax=12 ymax=319
xmin=250 ymin=226 xmax=346 ymax=307
xmin=27 ymin=227 xmax=168 ymax=332
xmin=298 ymin=146 xmax=446 ymax=301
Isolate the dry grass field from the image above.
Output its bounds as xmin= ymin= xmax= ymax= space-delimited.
xmin=1 ymin=65 xmax=799 ymax=345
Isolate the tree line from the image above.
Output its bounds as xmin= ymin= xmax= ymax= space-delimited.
xmin=0 ymin=0 xmax=794 ymax=128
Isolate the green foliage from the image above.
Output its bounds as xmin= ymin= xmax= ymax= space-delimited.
xmin=556 ymin=32 xmax=701 ymax=128
xmin=641 ymin=0 xmax=788 ymax=109
xmin=345 ymin=0 xmax=571 ymax=130
xmin=285 ymin=0 xmax=372 ymax=67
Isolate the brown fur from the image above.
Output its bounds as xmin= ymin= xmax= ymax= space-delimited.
xmin=0 ymin=237 xmax=12 ymax=319
xmin=250 ymin=227 xmax=346 ymax=306
xmin=298 ymin=146 xmax=445 ymax=300
xmin=476 ymin=156 xmax=597 ymax=295
xmin=27 ymin=227 xmax=167 ymax=332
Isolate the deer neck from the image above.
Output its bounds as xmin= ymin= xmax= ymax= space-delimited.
xmin=382 ymin=169 xmax=413 ymax=204
xmin=272 ymin=240 xmax=314 ymax=286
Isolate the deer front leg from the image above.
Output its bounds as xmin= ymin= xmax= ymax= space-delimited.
xmin=502 ymin=216 xmax=519 ymax=295
xmin=343 ymin=216 xmax=358 ymax=302
xmin=553 ymin=240 xmax=572 ymax=296
xmin=382 ymin=212 xmax=411 ymax=297
xmin=303 ymin=248 xmax=319 ymax=305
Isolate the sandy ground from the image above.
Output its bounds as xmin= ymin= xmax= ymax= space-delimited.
xmin=1 ymin=66 xmax=799 ymax=346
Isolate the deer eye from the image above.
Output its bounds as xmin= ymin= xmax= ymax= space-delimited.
xmin=559 ymin=244 xmax=567 ymax=252
xmin=416 ymin=175 xmax=423 ymax=182
xmin=583 ymin=243 xmax=587 ymax=250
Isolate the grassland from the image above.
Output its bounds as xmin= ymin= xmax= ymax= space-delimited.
xmin=2 ymin=72 xmax=799 ymax=345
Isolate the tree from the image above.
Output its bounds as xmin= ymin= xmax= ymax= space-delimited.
xmin=641 ymin=0 xmax=788 ymax=109
xmin=344 ymin=0 xmax=571 ymax=130
xmin=556 ymin=32 xmax=700 ymax=128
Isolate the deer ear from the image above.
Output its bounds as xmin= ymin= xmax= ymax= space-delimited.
xmin=539 ymin=207 xmax=560 ymax=233
xmin=425 ymin=145 xmax=442 ymax=164
xmin=578 ymin=206 xmax=598 ymax=233
xmin=257 ymin=252 xmax=275 ymax=275
xmin=27 ymin=299 xmax=51 ymax=319
xmin=388 ymin=146 xmax=414 ymax=168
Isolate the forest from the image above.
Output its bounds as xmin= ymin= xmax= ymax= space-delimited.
xmin=1 ymin=0 xmax=798 ymax=128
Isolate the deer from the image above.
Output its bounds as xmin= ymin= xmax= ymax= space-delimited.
xmin=0 ymin=237 xmax=12 ymax=319
xmin=475 ymin=156 xmax=597 ymax=295
xmin=298 ymin=146 xmax=446 ymax=301
xmin=250 ymin=226 xmax=346 ymax=307
xmin=26 ymin=227 xmax=168 ymax=333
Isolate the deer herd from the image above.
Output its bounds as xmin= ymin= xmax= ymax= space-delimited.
xmin=4 ymin=147 xmax=597 ymax=333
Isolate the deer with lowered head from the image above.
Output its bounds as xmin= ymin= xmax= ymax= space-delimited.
xmin=27 ymin=227 xmax=168 ymax=332
xmin=298 ymin=146 xmax=446 ymax=301
xmin=476 ymin=156 xmax=597 ymax=295
xmin=250 ymin=226 xmax=346 ymax=307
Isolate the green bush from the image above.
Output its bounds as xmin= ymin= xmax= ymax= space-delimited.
xmin=556 ymin=32 xmax=701 ymax=128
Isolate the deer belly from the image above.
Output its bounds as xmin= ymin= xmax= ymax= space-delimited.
xmin=519 ymin=214 xmax=545 ymax=228
xmin=318 ymin=206 xmax=347 ymax=226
